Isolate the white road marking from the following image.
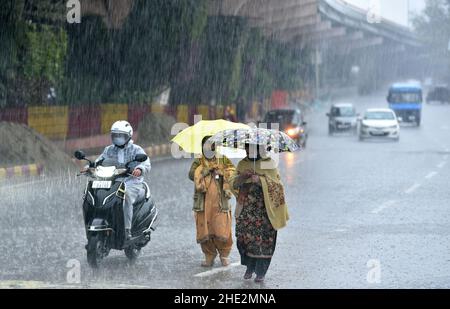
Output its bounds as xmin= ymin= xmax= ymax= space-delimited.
xmin=425 ymin=171 xmax=438 ymax=179
xmin=404 ymin=183 xmax=421 ymax=194
xmin=334 ymin=228 xmax=347 ymax=232
xmin=194 ymin=262 xmax=241 ymax=278
xmin=0 ymin=280 xmax=155 ymax=289
xmin=437 ymin=161 xmax=447 ymax=169
xmin=371 ymin=200 xmax=396 ymax=214
xmin=0 ymin=280 xmax=54 ymax=289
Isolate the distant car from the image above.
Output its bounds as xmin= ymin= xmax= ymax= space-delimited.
xmin=426 ymin=86 xmax=450 ymax=104
xmin=359 ymin=108 xmax=400 ymax=142
xmin=263 ymin=108 xmax=308 ymax=147
xmin=326 ymin=103 xmax=358 ymax=135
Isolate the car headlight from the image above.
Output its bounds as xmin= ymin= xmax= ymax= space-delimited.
xmin=361 ymin=124 xmax=370 ymax=129
xmin=388 ymin=125 xmax=398 ymax=129
xmin=286 ymin=127 xmax=301 ymax=137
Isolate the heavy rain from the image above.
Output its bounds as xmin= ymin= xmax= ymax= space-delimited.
xmin=1 ymin=0 xmax=450 ymax=291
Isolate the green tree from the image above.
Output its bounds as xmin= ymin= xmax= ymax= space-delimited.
xmin=414 ymin=0 xmax=450 ymax=81
xmin=0 ymin=0 xmax=66 ymax=107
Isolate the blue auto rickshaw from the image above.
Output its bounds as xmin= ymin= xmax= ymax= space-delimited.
xmin=387 ymin=83 xmax=423 ymax=126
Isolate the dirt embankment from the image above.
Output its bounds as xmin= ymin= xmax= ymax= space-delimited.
xmin=137 ymin=113 xmax=177 ymax=146
xmin=0 ymin=122 xmax=76 ymax=173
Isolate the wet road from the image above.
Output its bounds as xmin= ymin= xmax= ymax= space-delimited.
xmin=1 ymin=92 xmax=450 ymax=288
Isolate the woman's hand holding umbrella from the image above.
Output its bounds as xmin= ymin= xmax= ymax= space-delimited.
xmin=251 ymin=174 xmax=261 ymax=184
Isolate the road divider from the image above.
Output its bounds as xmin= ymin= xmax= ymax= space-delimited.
xmin=0 ymin=163 xmax=43 ymax=179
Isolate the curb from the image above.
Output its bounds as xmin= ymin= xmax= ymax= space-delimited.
xmin=0 ymin=163 xmax=44 ymax=179
xmin=145 ymin=143 xmax=172 ymax=157
xmin=1 ymin=144 xmax=173 ymax=179
xmin=72 ymin=143 xmax=173 ymax=167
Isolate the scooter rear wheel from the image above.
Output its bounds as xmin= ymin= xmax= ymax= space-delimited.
xmin=124 ymin=246 xmax=141 ymax=263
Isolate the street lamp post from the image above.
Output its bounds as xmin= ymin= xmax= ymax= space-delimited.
xmin=407 ymin=0 xmax=411 ymax=28
xmin=312 ymin=48 xmax=322 ymax=101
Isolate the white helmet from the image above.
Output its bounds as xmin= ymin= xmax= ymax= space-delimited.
xmin=111 ymin=120 xmax=133 ymax=147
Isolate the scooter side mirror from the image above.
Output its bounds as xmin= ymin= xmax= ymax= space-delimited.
xmin=134 ymin=154 xmax=148 ymax=162
xmin=74 ymin=150 xmax=86 ymax=160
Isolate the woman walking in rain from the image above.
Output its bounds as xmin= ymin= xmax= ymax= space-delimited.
xmin=232 ymin=143 xmax=289 ymax=282
xmin=188 ymin=136 xmax=236 ymax=267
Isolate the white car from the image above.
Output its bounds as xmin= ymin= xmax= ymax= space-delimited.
xmin=359 ymin=108 xmax=400 ymax=141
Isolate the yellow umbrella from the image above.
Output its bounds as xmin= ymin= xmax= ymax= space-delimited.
xmin=172 ymin=119 xmax=249 ymax=154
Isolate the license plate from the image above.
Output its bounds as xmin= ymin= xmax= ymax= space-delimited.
xmin=92 ymin=181 xmax=112 ymax=189
xmin=371 ymin=130 xmax=384 ymax=135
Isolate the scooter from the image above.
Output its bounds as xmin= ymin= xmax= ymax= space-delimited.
xmin=74 ymin=150 xmax=159 ymax=268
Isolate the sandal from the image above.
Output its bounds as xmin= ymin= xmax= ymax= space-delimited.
xmin=220 ymin=257 xmax=230 ymax=267
xmin=254 ymin=276 xmax=265 ymax=283
xmin=244 ymin=270 xmax=253 ymax=280
xmin=201 ymin=255 xmax=215 ymax=267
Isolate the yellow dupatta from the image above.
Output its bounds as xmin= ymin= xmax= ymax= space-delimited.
xmin=234 ymin=157 xmax=289 ymax=230
xmin=194 ymin=156 xmax=235 ymax=197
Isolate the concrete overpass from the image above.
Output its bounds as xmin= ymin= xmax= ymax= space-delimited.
xmin=209 ymin=0 xmax=422 ymax=95
xmin=208 ymin=0 xmax=419 ymax=50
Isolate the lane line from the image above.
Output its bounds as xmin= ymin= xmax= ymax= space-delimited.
xmin=194 ymin=262 xmax=241 ymax=278
xmin=425 ymin=171 xmax=438 ymax=179
xmin=371 ymin=200 xmax=396 ymax=214
xmin=404 ymin=183 xmax=421 ymax=194
xmin=437 ymin=161 xmax=447 ymax=169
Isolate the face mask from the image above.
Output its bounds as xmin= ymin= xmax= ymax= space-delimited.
xmin=112 ymin=137 xmax=127 ymax=147
xmin=111 ymin=133 xmax=129 ymax=147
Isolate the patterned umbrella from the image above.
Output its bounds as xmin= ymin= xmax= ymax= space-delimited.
xmin=207 ymin=127 xmax=300 ymax=153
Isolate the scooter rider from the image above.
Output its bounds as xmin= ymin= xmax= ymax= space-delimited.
xmin=82 ymin=120 xmax=151 ymax=240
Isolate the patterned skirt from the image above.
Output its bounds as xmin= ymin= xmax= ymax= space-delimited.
xmin=236 ymin=184 xmax=277 ymax=258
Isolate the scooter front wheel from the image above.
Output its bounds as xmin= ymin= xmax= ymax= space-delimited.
xmin=86 ymin=234 xmax=105 ymax=268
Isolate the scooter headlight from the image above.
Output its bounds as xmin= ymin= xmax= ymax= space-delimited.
xmin=95 ymin=166 xmax=116 ymax=178
xmin=114 ymin=168 xmax=128 ymax=176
